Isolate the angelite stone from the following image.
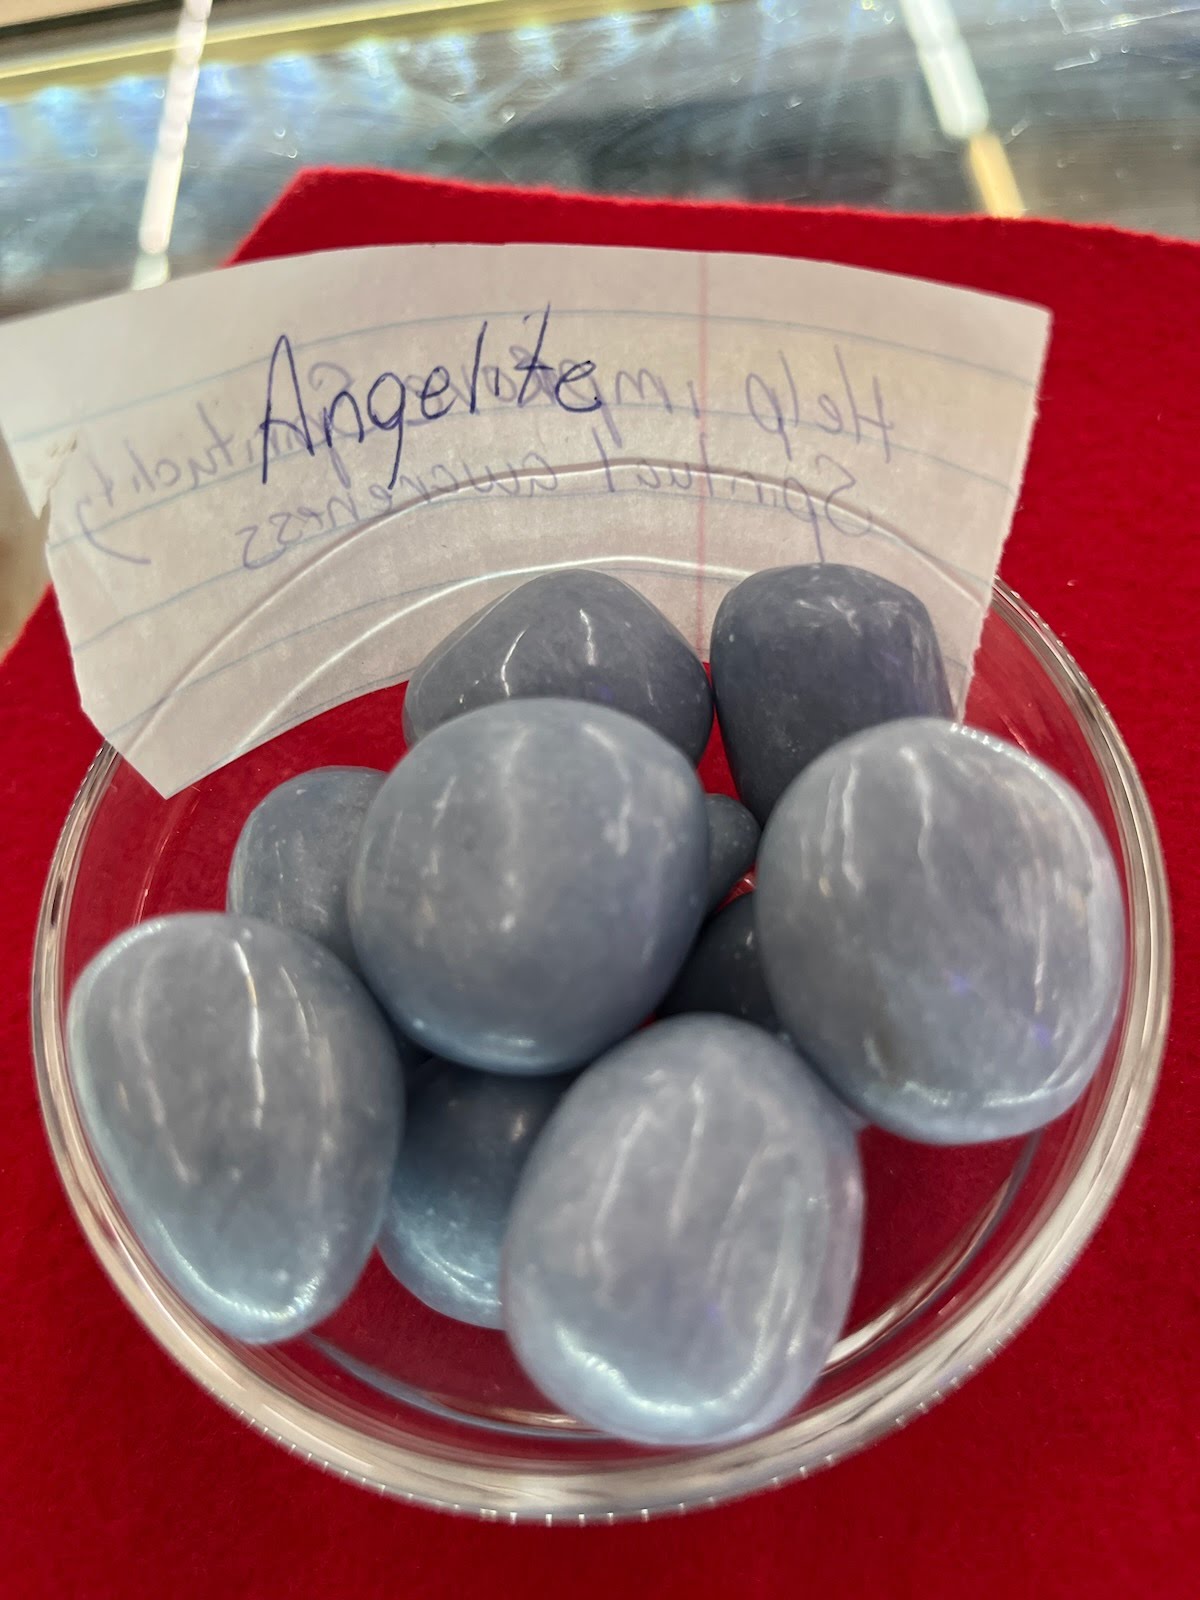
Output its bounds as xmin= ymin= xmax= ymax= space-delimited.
xmin=403 ymin=570 xmax=713 ymax=762
xmin=350 ymin=699 xmax=708 ymax=1073
xmin=659 ymin=892 xmax=781 ymax=1034
xmin=756 ymin=718 xmax=1126 ymax=1144
xmin=66 ymin=914 xmax=404 ymax=1343
xmin=658 ymin=897 xmax=867 ymax=1133
xmin=710 ymin=563 xmax=954 ymax=822
xmin=227 ymin=766 xmax=384 ymax=969
xmin=503 ymin=1015 xmax=864 ymax=1446
xmin=379 ymin=1063 xmax=572 ymax=1328
xmin=704 ymin=794 xmax=760 ymax=913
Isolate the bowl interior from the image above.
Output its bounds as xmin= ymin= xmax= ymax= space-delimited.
xmin=32 ymin=581 xmax=1170 ymax=1520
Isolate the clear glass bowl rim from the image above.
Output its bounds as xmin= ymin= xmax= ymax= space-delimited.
xmin=30 ymin=580 xmax=1172 ymax=1523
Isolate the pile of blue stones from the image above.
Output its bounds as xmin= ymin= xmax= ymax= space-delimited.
xmin=67 ymin=565 xmax=1125 ymax=1447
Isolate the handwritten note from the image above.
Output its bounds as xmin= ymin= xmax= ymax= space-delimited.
xmin=0 ymin=244 xmax=1049 ymax=795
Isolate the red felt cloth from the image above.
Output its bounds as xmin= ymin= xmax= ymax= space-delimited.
xmin=2 ymin=171 xmax=1197 ymax=1597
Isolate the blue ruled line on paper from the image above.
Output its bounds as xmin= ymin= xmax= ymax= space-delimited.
xmin=47 ymin=396 xmax=1014 ymax=560
xmin=76 ymin=456 xmax=987 ymax=664
xmin=177 ymin=669 xmax=421 ymax=790
xmin=83 ymin=485 xmax=762 ymax=666
xmin=15 ymin=298 xmax=1035 ymax=448
xmin=173 ymin=632 xmax=973 ymax=794
xmin=100 ymin=500 xmax=986 ymax=746
xmin=108 ymin=557 xmax=748 ymax=738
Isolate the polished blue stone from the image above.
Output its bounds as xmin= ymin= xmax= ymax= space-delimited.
xmin=66 ymin=914 xmax=404 ymax=1343
xmin=658 ymin=895 xmax=867 ymax=1132
xmin=711 ymin=563 xmax=954 ymax=822
xmin=659 ymin=892 xmax=782 ymax=1033
xmin=379 ymin=1063 xmax=572 ymax=1328
xmin=350 ymin=699 xmax=708 ymax=1073
xmin=756 ymin=718 xmax=1126 ymax=1143
xmin=403 ymin=570 xmax=713 ymax=762
xmin=503 ymin=1015 xmax=864 ymax=1445
xmin=227 ymin=766 xmax=428 ymax=1075
xmin=227 ymin=766 xmax=384 ymax=969
xmin=703 ymin=794 xmax=760 ymax=913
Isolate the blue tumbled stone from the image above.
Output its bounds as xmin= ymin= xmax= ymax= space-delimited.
xmin=703 ymin=794 xmax=760 ymax=913
xmin=756 ymin=718 xmax=1126 ymax=1143
xmin=350 ymin=699 xmax=708 ymax=1072
xmin=658 ymin=895 xmax=867 ymax=1132
xmin=227 ymin=766 xmax=384 ymax=969
xmin=503 ymin=1015 xmax=863 ymax=1445
xmin=66 ymin=914 xmax=404 ymax=1343
xmin=711 ymin=563 xmax=954 ymax=822
xmin=659 ymin=892 xmax=781 ymax=1033
xmin=379 ymin=1063 xmax=572 ymax=1328
xmin=227 ymin=766 xmax=428 ymax=1075
xmin=403 ymin=570 xmax=713 ymax=762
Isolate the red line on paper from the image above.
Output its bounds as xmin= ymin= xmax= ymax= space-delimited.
xmin=695 ymin=254 xmax=710 ymax=653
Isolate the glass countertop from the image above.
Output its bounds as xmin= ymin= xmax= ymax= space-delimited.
xmin=1 ymin=0 xmax=1196 ymax=319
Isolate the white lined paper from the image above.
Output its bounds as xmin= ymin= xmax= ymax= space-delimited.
xmin=0 ymin=243 xmax=1049 ymax=794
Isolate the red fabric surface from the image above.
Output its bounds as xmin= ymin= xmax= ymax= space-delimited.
xmin=2 ymin=171 xmax=1198 ymax=1597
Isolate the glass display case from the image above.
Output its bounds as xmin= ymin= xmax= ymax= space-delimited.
xmin=2 ymin=0 xmax=1197 ymax=318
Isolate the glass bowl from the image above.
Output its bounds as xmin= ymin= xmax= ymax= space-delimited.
xmin=31 ymin=579 xmax=1170 ymax=1522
